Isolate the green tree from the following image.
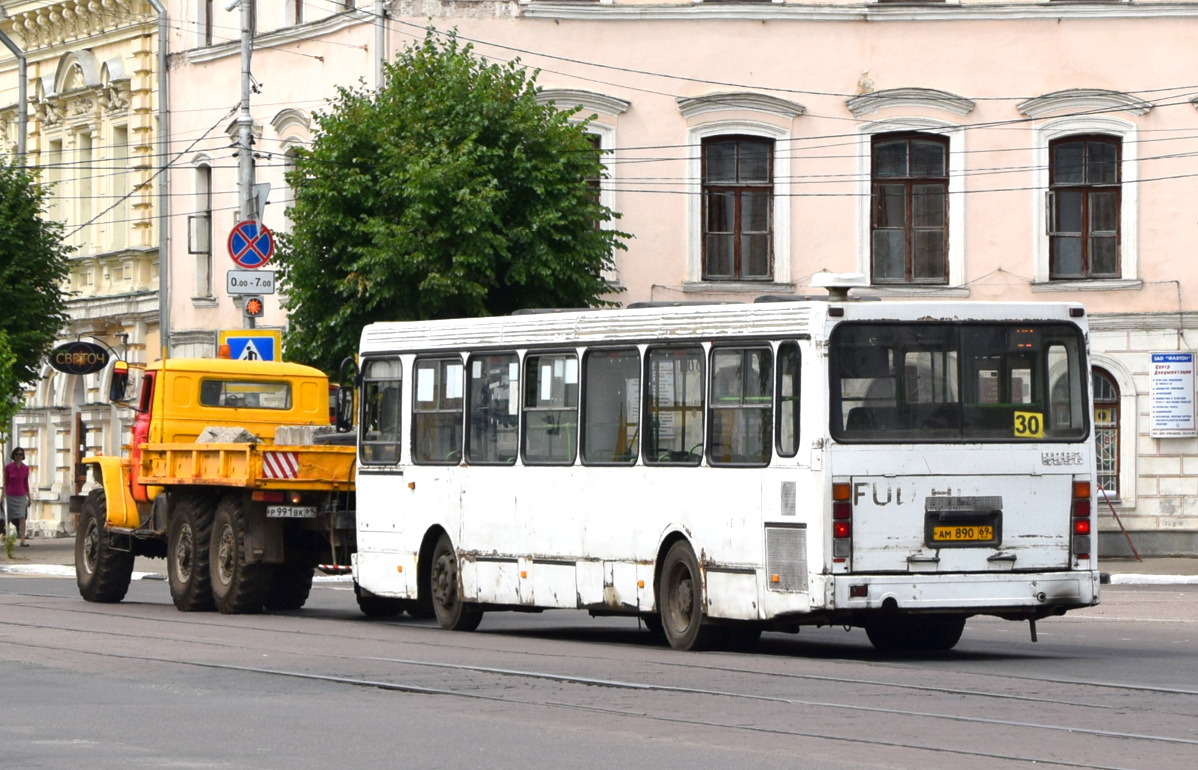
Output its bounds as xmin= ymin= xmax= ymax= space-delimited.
xmin=0 ymin=159 xmax=72 ymax=405
xmin=275 ymin=31 xmax=626 ymax=374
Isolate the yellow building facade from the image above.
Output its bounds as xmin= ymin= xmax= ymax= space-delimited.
xmin=0 ymin=0 xmax=162 ymax=534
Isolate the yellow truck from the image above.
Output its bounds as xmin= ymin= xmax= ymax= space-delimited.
xmin=75 ymin=358 xmax=357 ymax=614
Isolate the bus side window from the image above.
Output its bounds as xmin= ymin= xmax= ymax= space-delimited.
xmin=645 ymin=346 xmax=704 ymax=466
xmin=413 ymin=358 xmax=464 ymax=464
xmin=776 ymin=342 xmax=801 ymax=457
xmin=361 ymin=358 xmax=402 ymax=464
xmin=709 ymin=346 xmax=772 ymax=467
xmin=467 ymin=353 xmax=519 ymax=465
xmin=523 ymin=353 xmax=579 ymax=465
xmin=582 ymin=349 xmax=640 ymax=465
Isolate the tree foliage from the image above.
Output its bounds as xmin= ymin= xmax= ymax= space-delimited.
xmin=275 ymin=31 xmax=626 ymax=374
xmin=0 ymin=160 xmax=72 ymax=411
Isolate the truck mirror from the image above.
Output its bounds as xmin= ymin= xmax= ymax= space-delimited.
xmin=109 ymin=361 xmax=130 ymax=402
xmin=334 ymin=386 xmax=355 ymax=432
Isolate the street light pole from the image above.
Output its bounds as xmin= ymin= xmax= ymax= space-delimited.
xmin=237 ymin=0 xmax=256 ymax=329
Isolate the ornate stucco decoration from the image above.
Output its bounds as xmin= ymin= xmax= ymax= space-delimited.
xmin=7 ymin=0 xmax=144 ymax=49
xmin=845 ymin=87 xmax=976 ymax=118
xmin=1018 ymin=89 xmax=1153 ymax=118
xmin=676 ymin=92 xmax=806 ymax=120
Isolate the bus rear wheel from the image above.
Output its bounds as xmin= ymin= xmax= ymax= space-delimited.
xmin=429 ymin=534 xmax=482 ymax=632
xmin=354 ymin=582 xmax=407 ymax=618
xmin=865 ymin=615 xmax=966 ymax=652
xmin=659 ymin=541 xmax=723 ymax=651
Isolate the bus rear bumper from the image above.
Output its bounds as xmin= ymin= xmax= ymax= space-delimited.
xmin=828 ymin=570 xmax=1101 ymax=614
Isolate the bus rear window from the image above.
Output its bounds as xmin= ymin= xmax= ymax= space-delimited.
xmin=831 ymin=322 xmax=1088 ymax=442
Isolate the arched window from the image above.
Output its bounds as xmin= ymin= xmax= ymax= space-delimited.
xmin=1093 ymin=368 xmax=1120 ymax=498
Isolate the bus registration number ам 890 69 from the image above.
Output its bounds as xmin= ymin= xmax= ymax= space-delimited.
xmin=932 ymin=524 xmax=995 ymax=543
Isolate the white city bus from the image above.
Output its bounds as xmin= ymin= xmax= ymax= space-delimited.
xmin=350 ymin=292 xmax=1099 ymax=652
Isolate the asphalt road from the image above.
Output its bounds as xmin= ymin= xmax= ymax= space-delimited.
xmin=2 ymin=571 xmax=1195 ymax=770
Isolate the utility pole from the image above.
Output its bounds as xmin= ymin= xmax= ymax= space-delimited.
xmin=237 ymin=0 xmax=256 ymax=329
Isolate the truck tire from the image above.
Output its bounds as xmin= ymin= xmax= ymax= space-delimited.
xmin=75 ymin=488 xmax=135 ymax=603
xmin=209 ymin=495 xmax=271 ymax=614
xmin=265 ymin=561 xmax=316 ymax=611
xmin=429 ymin=533 xmax=483 ymax=631
xmin=168 ymin=493 xmax=216 ymax=611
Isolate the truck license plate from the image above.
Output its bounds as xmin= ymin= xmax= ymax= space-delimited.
xmin=932 ymin=525 xmax=994 ymax=543
xmin=267 ymin=505 xmax=318 ymax=519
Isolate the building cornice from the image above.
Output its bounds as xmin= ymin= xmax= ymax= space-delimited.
xmin=846 ymin=87 xmax=975 ymax=118
xmin=1018 ymin=89 xmax=1153 ymax=118
xmin=521 ymin=3 xmax=1198 ymax=23
xmin=677 ymin=92 xmax=805 ymax=119
xmin=186 ymin=10 xmax=372 ymax=64
xmin=537 ymin=88 xmax=631 ymax=116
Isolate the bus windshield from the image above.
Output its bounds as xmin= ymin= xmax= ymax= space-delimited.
xmin=831 ymin=322 xmax=1088 ymax=442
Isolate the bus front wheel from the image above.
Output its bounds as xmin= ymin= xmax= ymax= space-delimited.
xmin=659 ymin=541 xmax=724 ymax=651
xmin=430 ymin=534 xmax=483 ymax=632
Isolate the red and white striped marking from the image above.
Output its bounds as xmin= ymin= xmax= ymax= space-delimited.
xmin=262 ymin=451 xmax=300 ymax=479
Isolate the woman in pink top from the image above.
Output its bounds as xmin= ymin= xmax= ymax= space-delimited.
xmin=4 ymin=447 xmax=30 ymax=546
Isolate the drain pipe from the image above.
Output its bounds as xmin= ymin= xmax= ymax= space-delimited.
xmin=375 ymin=1 xmax=386 ymax=88
xmin=0 ymin=28 xmax=27 ymax=160
xmin=147 ymin=0 xmax=170 ymax=360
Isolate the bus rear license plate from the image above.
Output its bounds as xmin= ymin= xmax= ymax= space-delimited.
xmin=267 ymin=505 xmax=317 ymax=519
xmin=932 ymin=525 xmax=994 ymax=543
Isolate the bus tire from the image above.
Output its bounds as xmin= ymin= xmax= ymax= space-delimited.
xmin=265 ymin=561 xmax=315 ymax=611
xmin=920 ymin=615 xmax=966 ymax=651
xmin=209 ymin=496 xmax=271 ymax=614
xmin=865 ymin=615 xmax=965 ymax=653
xmin=722 ymin=624 xmax=763 ymax=653
xmin=75 ymin=488 xmax=134 ymax=603
xmin=429 ymin=533 xmax=482 ymax=632
xmin=168 ymin=493 xmax=216 ymax=611
xmin=659 ymin=540 xmax=723 ymax=651
xmin=354 ymin=582 xmax=406 ymax=618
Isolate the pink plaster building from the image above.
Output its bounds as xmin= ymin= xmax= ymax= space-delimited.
xmin=158 ymin=1 xmax=1198 ymax=556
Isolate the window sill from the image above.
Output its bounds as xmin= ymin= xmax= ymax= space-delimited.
xmin=1032 ymin=279 xmax=1142 ymax=292
xmin=865 ymin=285 xmax=970 ymax=298
xmin=191 ymin=296 xmax=219 ymax=307
xmin=683 ymin=281 xmax=796 ymax=294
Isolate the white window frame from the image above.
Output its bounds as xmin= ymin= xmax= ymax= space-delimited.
xmin=686 ymin=120 xmax=791 ymax=285
xmin=1032 ymin=116 xmax=1138 ymax=285
xmin=191 ymin=158 xmax=215 ymax=300
xmin=856 ymin=117 xmax=966 ymax=290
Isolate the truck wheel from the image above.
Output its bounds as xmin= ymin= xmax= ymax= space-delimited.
xmin=265 ymin=561 xmax=316 ymax=611
xmin=168 ymin=494 xmax=216 ymax=611
xmin=354 ymin=582 xmax=406 ymax=618
xmin=658 ymin=540 xmax=724 ymax=651
xmin=75 ymin=488 xmax=135 ymax=603
xmin=209 ymin=496 xmax=271 ymax=614
xmin=429 ymin=533 xmax=483 ymax=631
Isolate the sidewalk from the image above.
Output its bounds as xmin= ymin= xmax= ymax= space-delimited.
xmin=3 ymin=534 xmax=1197 ymax=584
xmin=1 ymin=534 xmax=165 ymax=579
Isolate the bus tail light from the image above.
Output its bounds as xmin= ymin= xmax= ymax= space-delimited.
xmin=1072 ymin=478 xmax=1091 ymax=560
xmin=832 ymin=481 xmax=852 ymax=561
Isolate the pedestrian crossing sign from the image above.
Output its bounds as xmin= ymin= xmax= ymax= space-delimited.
xmin=217 ymin=329 xmax=282 ymax=362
